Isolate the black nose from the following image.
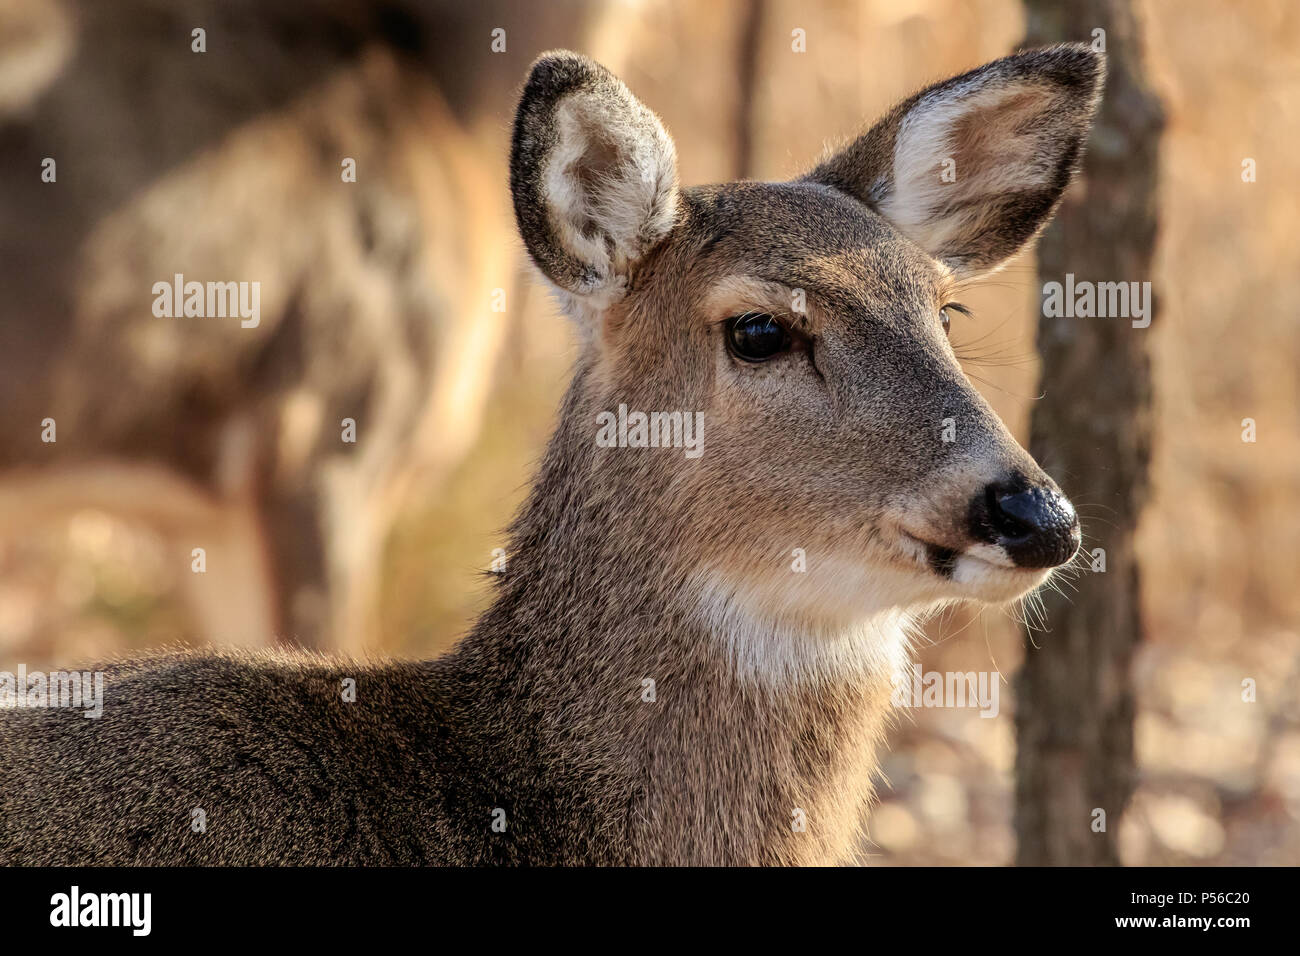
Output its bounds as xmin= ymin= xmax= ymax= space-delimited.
xmin=969 ymin=477 xmax=1080 ymax=569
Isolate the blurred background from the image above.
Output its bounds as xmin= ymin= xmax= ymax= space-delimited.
xmin=0 ymin=0 xmax=1296 ymax=865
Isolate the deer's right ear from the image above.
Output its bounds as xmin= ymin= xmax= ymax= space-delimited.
xmin=510 ymin=51 xmax=680 ymax=309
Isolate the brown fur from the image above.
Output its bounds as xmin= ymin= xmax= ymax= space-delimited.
xmin=0 ymin=45 xmax=1102 ymax=865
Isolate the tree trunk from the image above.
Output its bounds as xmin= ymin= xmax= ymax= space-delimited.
xmin=1014 ymin=0 xmax=1164 ymax=865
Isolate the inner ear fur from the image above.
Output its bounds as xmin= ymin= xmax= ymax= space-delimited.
xmin=805 ymin=44 xmax=1105 ymax=277
xmin=510 ymin=51 xmax=679 ymax=305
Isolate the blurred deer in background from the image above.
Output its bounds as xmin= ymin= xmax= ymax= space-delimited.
xmin=2 ymin=45 xmax=1097 ymax=865
xmin=0 ymin=0 xmax=625 ymax=654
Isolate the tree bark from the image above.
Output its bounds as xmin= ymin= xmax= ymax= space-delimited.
xmin=1014 ymin=0 xmax=1164 ymax=865
xmin=733 ymin=0 xmax=767 ymax=180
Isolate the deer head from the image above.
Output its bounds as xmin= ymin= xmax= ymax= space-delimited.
xmin=508 ymin=46 xmax=1100 ymax=678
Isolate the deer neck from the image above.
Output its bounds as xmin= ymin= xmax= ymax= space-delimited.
xmin=449 ymin=370 xmax=909 ymax=864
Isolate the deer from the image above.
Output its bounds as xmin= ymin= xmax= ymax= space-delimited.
xmin=0 ymin=0 xmax=619 ymax=657
xmin=0 ymin=44 xmax=1100 ymax=866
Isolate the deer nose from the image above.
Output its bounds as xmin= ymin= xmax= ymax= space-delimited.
xmin=970 ymin=478 xmax=1080 ymax=569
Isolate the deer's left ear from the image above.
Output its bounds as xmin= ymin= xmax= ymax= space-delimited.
xmin=806 ymin=44 xmax=1104 ymax=277
xmin=510 ymin=51 xmax=680 ymax=309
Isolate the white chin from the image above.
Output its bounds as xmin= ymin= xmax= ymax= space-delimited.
xmin=898 ymin=533 xmax=1052 ymax=604
xmin=949 ymin=552 xmax=1052 ymax=603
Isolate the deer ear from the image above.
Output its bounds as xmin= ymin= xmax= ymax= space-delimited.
xmin=510 ymin=51 xmax=680 ymax=308
xmin=806 ymin=44 xmax=1104 ymax=277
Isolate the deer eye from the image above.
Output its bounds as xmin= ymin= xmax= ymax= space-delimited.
xmin=940 ymin=302 xmax=971 ymax=338
xmin=726 ymin=312 xmax=790 ymax=363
